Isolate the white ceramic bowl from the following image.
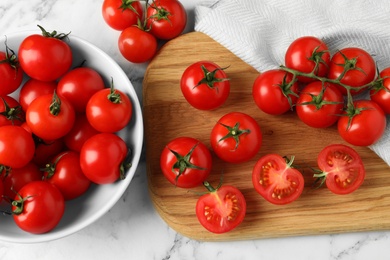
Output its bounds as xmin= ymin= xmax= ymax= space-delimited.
xmin=0 ymin=31 xmax=144 ymax=243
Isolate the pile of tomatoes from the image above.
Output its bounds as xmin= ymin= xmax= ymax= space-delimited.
xmin=0 ymin=26 xmax=133 ymax=234
xmin=102 ymin=0 xmax=187 ymax=63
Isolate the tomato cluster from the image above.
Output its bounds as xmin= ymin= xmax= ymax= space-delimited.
xmin=0 ymin=27 xmax=133 ymax=234
xmin=102 ymin=0 xmax=187 ymax=63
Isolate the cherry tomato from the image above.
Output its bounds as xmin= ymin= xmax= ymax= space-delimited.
xmin=296 ymin=81 xmax=344 ymax=128
xmin=12 ymin=181 xmax=65 ymax=234
xmin=26 ymin=92 xmax=76 ymax=140
xmin=18 ymin=26 xmax=72 ymax=81
xmin=64 ymin=114 xmax=100 ymax=152
xmin=102 ymin=0 xmax=143 ymax=31
xmin=118 ymin=26 xmax=158 ymax=63
xmin=33 ymin=138 xmax=65 ymax=167
xmin=0 ymin=45 xmax=24 ymax=96
xmin=252 ymin=69 xmax=299 ymax=115
xmin=196 ymin=182 xmax=246 ymax=234
xmin=328 ymin=47 xmax=376 ymax=95
xmin=181 ymin=61 xmax=230 ymax=110
xmin=315 ymin=144 xmax=365 ymax=195
xmin=0 ymin=125 xmax=35 ymax=168
xmin=146 ymin=0 xmax=187 ymax=40
xmin=285 ymin=36 xmax=330 ymax=83
xmin=80 ymin=133 xmax=130 ymax=184
xmin=0 ymin=95 xmax=25 ymax=126
xmin=57 ymin=67 xmax=105 ymax=113
xmin=160 ymin=137 xmax=212 ymax=188
xmin=19 ymin=78 xmax=56 ymax=112
xmin=210 ymin=112 xmax=262 ymax=163
xmin=252 ymin=154 xmax=304 ymax=205
xmin=337 ymin=100 xmax=386 ymax=146
xmin=370 ymin=67 xmax=390 ymax=114
xmin=43 ymin=151 xmax=91 ymax=200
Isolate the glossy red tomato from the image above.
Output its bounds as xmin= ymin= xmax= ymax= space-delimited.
xmin=43 ymin=151 xmax=91 ymax=200
xmin=285 ymin=36 xmax=330 ymax=83
xmin=252 ymin=154 xmax=305 ymax=205
xmin=328 ymin=47 xmax=376 ymax=95
xmin=12 ymin=181 xmax=65 ymax=234
xmin=0 ymin=95 xmax=25 ymax=126
xmin=0 ymin=46 xmax=24 ymax=96
xmin=102 ymin=0 xmax=143 ymax=31
xmin=296 ymin=81 xmax=344 ymax=128
xmin=210 ymin=112 xmax=262 ymax=163
xmin=337 ymin=100 xmax=386 ymax=146
xmin=19 ymin=78 xmax=56 ymax=112
xmin=64 ymin=114 xmax=100 ymax=152
xmin=86 ymin=86 xmax=132 ymax=133
xmin=26 ymin=92 xmax=76 ymax=140
xmin=370 ymin=67 xmax=390 ymax=114
xmin=181 ymin=61 xmax=230 ymax=110
xmin=252 ymin=69 xmax=299 ymax=115
xmin=160 ymin=137 xmax=212 ymax=188
xmin=146 ymin=0 xmax=187 ymax=40
xmin=57 ymin=67 xmax=105 ymax=113
xmin=118 ymin=26 xmax=157 ymax=63
xmin=315 ymin=144 xmax=365 ymax=195
xmin=196 ymin=182 xmax=246 ymax=234
xmin=0 ymin=125 xmax=35 ymax=168
xmin=80 ymin=133 xmax=129 ymax=184
xmin=18 ymin=26 xmax=72 ymax=81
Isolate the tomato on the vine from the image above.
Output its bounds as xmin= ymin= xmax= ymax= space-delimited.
xmin=0 ymin=44 xmax=24 ymax=96
xmin=160 ymin=137 xmax=212 ymax=188
xmin=102 ymin=0 xmax=143 ymax=31
xmin=181 ymin=61 xmax=230 ymax=110
xmin=196 ymin=182 xmax=246 ymax=234
xmin=370 ymin=67 xmax=390 ymax=114
xmin=19 ymin=78 xmax=56 ymax=112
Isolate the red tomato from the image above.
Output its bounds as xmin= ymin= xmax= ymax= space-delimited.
xmin=33 ymin=138 xmax=65 ymax=167
xmin=0 ymin=125 xmax=35 ymax=168
xmin=210 ymin=112 xmax=262 ymax=163
xmin=19 ymin=78 xmax=56 ymax=112
xmin=328 ymin=47 xmax=376 ymax=95
xmin=252 ymin=154 xmax=304 ymax=205
xmin=285 ymin=36 xmax=330 ymax=83
xmin=252 ymin=69 xmax=299 ymax=115
xmin=180 ymin=61 xmax=230 ymax=110
xmin=337 ymin=100 xmax=386 ymax=146
xmin=18 ymin=26 xmax=72 ymax=81
xmin=80 ymin=133 xmax=129 ymax=184
xmin=370 ymin=67 xmax=390 ymax=114
xmin=315 ymin=144 xmax=365 ymax=195
xmin=43 ymin=151 xmax=91 ymax=200
xmin=118 ymin=26 xmax=158 ymax=63
xmin=160 ymin=137 xmax=212 ymax=188
xmin=12 ymin=181 xmax=65 ymax=234
xmin=26 ymin=92 xmax=76 ymax=140
xmin=196 ymin=182 xmax=246 ymax=234
xmin=146 ymin=0 xmax=187 ymax=40
xmin=86 ymin=86 xmax=132 ymax=133
xmin=0 ymin=45 xmax=24 ymax=96
xmin=102 ymin=0 xmax=143 ymax=31
xmin=57 ymin=67 xmax=105 ymax=113
xmin=296 ymin=81 xmax=344 ymax=128
xmin=64 ymin=114 xmax=100 ymax=152
xmin=0 ymin=95 xmax=25 ymax=126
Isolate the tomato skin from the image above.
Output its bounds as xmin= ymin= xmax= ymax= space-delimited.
xmin=0 ymin=95 xmax=25 ymax=126
xmin=252 ymin=154 xmax=304 ymax=205
xmin=196 ymin=184 xmax=246 ymax=234
xmin=19 ymin=78 xmax=56 ymax=112
xmin=102 ymin=0 xmax=143 ymax=31
xmin=118 ymin=27 xmax=158 ymax=63
xmin=285 ymin=36 xmax=330 ymax=83
xmin=252 ymin=69 xmax=299 ymax=115
xmin=296 ymin=81 xmax=344 ymax=128
xmin=337 ymin=100 xmax=386 ymax=146
xmin=12 ymin=181 xmax=65 ymax=234
xmin=160 ymin=137 xmax=212 ymax=188
xmin=317 ymin=144 xmax=365 ymax=195
xmin=181 ymin=61 xmax=230 ymax=110
xmin=210 ymin=112 xmax=262 ymax=163
xmin=328 ymin=47 xmax=376 ymax=95
xmin=146 ymin=0 xmax=187 ymax=40
xmin=64 ymin=114 xmax=100 ymax=152
xmin=18 ymin=34 xmax=72 ymax=81
xmin=80 ymin=133 xmax=128 ymax=184
xmin=370 ymin=67 xmax=390 ymax=114
xmin=0 ymin=50 xmax=24 ymax=96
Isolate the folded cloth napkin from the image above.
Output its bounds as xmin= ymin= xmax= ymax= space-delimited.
xmin=194 ymin=0 xmax=390 ymax=166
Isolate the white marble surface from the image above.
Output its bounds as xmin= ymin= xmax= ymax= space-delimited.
xmin=0 ymin=1 xmax=390 ymax=259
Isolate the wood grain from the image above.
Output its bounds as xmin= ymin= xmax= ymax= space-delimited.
xmin=143 ymin=32 xmax=390 ymax=241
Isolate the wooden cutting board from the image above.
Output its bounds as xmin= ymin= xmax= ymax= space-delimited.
xmin=143 ymin=32 xmax=390 ymax=241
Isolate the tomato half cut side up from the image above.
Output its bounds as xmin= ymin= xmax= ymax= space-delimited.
xmin=315 ymin=144 xmax=365 ymax=195
xmin=252 ymin=154 xmax=304 ymax=205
